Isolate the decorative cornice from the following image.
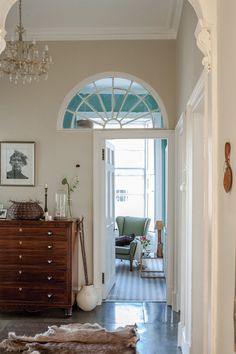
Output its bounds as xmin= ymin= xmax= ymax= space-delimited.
xmin=6 ymin=26 xmax=178 ymax=41
xmin=195 ymin=19 xmax=211 ymax=71
xmin=0 ymin=27 xmax=6 ymax=54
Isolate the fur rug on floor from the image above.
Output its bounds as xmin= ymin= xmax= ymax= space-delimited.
xmin=0 ymin=322 xmax=138 ymax=354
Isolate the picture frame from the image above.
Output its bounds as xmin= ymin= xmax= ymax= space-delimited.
xmin=0 ymin=141 xmax=35 ymax=186
xmin=0 ymin=209 xmax=7 ymax=219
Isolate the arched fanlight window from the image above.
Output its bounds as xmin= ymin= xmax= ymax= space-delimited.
xmin=63 ymin=76 xmax=163 ymax=129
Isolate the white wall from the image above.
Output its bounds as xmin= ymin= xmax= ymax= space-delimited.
xmin=217 ymin=1 xmax=236 ymax=352
xmin=0 ymin=40 xmax=176 ymax=287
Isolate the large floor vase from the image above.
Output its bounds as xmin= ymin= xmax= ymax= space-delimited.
xmin=77 ymin=284 xmax=98 ymax=311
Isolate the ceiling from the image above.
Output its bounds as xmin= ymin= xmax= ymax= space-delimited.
xmin=5 ymin=0 xmax=184 ymax=41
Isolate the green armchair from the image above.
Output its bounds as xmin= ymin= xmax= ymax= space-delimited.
xmin=115 ymin=216 xmax=151 ymax=271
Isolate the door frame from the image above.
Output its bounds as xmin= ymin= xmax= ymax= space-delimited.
xmin=93 ymin=128 xmax=174 ymax=304
xmin=177 ymin=70 xmax=213 ymax=354
xmin=102 ymin=140 xmax=116 ymax=298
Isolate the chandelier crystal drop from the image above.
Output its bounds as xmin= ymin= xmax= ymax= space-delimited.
xmin=0 ymin=0 xmax=52 ymax=84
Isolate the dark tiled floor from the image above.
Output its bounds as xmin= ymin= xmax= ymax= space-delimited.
xmin=0 ymin=302 xmax=181 ymax=354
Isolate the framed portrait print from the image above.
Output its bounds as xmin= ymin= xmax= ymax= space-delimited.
xmin=0 ymin=141 xmax=35 ymax=186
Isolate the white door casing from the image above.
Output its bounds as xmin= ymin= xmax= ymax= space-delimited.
xmin=93 ymin=129 xmax=174 ymax=304
xmin=102 ymin=140 xmax=116 ymax=298
xmin=177 ymin=70 xmax=213 ymax=354
xmin=174 ymin=113 xmax=187 ymax=314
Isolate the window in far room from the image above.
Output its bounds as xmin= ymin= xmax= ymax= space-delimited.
xmin=109 ymin=138 xmax=167 ymax=231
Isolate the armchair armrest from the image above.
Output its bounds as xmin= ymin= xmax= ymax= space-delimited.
xmin=129 ymin=239 xmax=138 ymax=259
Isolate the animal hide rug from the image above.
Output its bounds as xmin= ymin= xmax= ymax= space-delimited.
xmin=0 ymin=322 xmax=138 ymax=354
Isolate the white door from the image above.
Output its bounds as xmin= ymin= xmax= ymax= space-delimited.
xmin=102 ymin=141 xmax=116 ymax=299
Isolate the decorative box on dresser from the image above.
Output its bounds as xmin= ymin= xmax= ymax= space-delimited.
xmin=0 ymin=219 xmax=78 ymax=317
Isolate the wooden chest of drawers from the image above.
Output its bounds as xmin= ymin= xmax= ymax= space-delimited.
xmin=0 ymin=219 xmax=77 ymax=317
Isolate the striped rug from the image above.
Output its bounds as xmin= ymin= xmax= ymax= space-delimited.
xmin=106 ymin=259 xmax=166 ymax=302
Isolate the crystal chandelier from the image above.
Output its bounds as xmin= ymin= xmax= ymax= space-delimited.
xmin=0 ymin=0 xmax=52 ymax=84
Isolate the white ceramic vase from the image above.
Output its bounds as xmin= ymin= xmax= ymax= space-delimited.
xmin=77 ymin=284 xmax=98 ymax=311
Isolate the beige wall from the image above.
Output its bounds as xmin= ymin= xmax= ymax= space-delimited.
xmin=217 ymin=0 xmax=236 ymax=352
xmin=0 ymin=40 xmax=176 ymax=286
xmin=176 ymin=0 xmax=203 ymax=119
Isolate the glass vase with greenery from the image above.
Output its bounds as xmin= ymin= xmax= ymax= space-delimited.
xmin=61 ymin=176 xmax=79 ymax=219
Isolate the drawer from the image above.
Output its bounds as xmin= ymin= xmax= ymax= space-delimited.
xmin=0 ymin=239 xmax=68 ymax=253
xmin=0 ymin=227 xmax=69 ymax=239
xmin=0 ymin=268 xmax=67 ymax=286
xmin=0 ymin=253 xmax=68 ymax=267
xmin=0 ymin=286 xmax=68 ymax=304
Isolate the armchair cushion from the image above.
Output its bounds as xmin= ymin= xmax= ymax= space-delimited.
xmin=115 ymin=246 xmax=131 ymax=255
xmin=116 ymin=239 xmax=138 ymax=257
xmin=115 ymin=233 xmax=135 ymax=246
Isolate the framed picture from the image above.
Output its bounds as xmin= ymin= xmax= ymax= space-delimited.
xmin=0 ymin=141 xmax=35 ymax=186
xmin=0 ymin=209 xmax=7 ymax=219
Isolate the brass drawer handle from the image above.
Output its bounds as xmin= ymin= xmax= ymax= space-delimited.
xmin=47 ymin=293 xmax=53 ymax=298
xmin=19 ymin=254 xmax=22 ymax=259
xmin=47 ymin=276 xmax=53 ymax=280
xmin=47 ymin=231 xmax=53 ymax=236
xmin=18 ymin=270 xmax=22 ymax=274
xmin=47 ymin=245 xmax=53 ymax=249
xmin=19 ymin=228 xmax=22 ymax=232
xmin=19 ymin=241 xmax=22 ymax=245
xmin=19 ymin=287 xmax=22 ymax=292
xmin=47 ymin=259 xmax=53 ymax=264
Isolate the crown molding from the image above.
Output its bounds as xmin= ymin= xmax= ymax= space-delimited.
xmin=6 ymin=26 xmax=179 ymax=41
